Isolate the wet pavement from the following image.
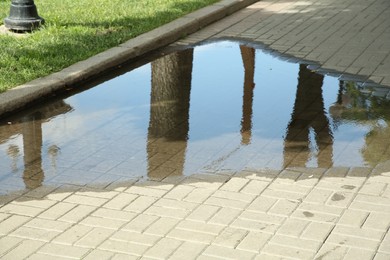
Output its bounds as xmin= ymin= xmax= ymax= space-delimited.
xmin=1 ymin=0 xmax=390 ymax=259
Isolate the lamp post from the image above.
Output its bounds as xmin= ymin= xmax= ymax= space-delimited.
xmin=4 ymin=0 xmax=45 ymax=32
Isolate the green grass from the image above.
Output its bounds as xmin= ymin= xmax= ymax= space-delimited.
xmin=0 ymin=0 xmax=219 ymax=92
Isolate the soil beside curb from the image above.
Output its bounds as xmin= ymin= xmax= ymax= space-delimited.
xmin=0 ymin=0 xmax=258 ymax=118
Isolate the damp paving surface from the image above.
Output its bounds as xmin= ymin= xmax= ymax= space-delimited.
xmin=1 ymin=40 xmax=390 ymax=194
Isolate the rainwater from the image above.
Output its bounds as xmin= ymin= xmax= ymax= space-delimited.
xmin=1 ymin=41 xmax=390 ymax=194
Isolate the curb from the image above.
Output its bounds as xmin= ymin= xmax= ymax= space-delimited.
xmin=0 ymin=0 xmax=258 ymax=118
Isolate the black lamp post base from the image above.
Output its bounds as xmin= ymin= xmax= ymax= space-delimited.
xmin=4 ymin=0 xmax=45 ymax=32
xmin=4 ymin=17 xmax=44 ymax=32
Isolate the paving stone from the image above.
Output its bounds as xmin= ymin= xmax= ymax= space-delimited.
xmin=343 ymin=248 xmax=376 ymax=260
xmin=212 ymin=227 xmax=248 ymax=248
xmin=0 ymin=203 xmax=46 ymax=217
xmin=1 ymin=240 xmax=45 ymax=260
xmin=102 ymin=193 xmax=138 ymax=210
xmin=52 ymin=224 xmax=94 ymax=245
xmin=0 ymin=215 xmax=31 ymax=235
xmin=24 ymin=218 xmax=71 ymax=232
xmin=268 ymin=199 xmax=299 ymax=216
xmin=220 ymin=177 xmax=249 ymax=192
xmin=38 ymin=202 xmax=77 ymax=220
xmin=176 ymin=220 xmax=224 ymax=235
xmin=91 ymin=208 xmax=137 ymax=221
xmin=326 ymin=233 xmax=381 ymax=250
xmin=208 ymin=207 xmax=242 ymax=226
xmin=169 ymin=241 xmax=206 ymax=260
xmin=99 ymin=239 xmax=149 ymax=256
xmin=203 ymin=244 xmax=255 ymax=260
xmin=363 ymin=212 xmax=390 ymax=231
xmin=236 ymin=231 xmax=272 ymax=252
xmin=183 ymin=188 xmax=216 ymax=203
xmin=186 ymin=204 xmax=220 ymax=222
xmin=143 ymin=237 xmax=182 ymax=259
xmin=121 ymin=214 xmax=159 ymax=233
xmin=163 ymin=185 xmax=195 ymax=200
xmin=314 ymin=243 xmax=349 ymax=260
xmin=0 ymin=236 xmax=23 ymax=256
xmin=338 ymin=209 xmax=369 ymax=227
xmin=10 ymin=226 xmax=61 ymax=242
xmin=75 ymin=227 xmax=115 ymax=248
xmin=122 ymin=195 xmax=157 ymax=213
xmin=276 ymin=218 xmax=309 ymax=237
xmin=58 ymin=205 xmax=96 ymax=223
xmin=262 ymin=243 xmax=316 ymax=260
xmin=144 ymin=217 xmax=179 ymax=236
xmin=38 ymin=243 xmax=90 ymax=259
xmin=64 ymin=194 xmax=108 ymax=207
xmin=110 ymin=230 xmax=160 ymax=246
xmin=301 ymin=222 xmax=334 ymax=242
xmin=80 ymin=216 xmax=127 ymax=230
xmin=83 ymin=249 xmax=115 ymax=260
xmin=240 ymin=179 xmax=269 ymax=195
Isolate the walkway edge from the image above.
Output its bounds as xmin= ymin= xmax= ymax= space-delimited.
xmin=0 ymin=0 xmax=258 ymax=118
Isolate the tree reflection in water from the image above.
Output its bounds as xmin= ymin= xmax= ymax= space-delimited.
xmin=284 ymin=64 xmax=334 ymax=168
xmin=329 ymin=81 xmax=390 ymax=166
xmin=147 ymin=48 xmax=193 ymax=179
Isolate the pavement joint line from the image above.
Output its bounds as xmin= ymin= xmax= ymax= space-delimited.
xmin=0 ymin=0 xmax=258 ymax=118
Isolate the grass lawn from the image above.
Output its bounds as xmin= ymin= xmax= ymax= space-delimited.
xmin=0 ymin=0 xmax=219 ymax=92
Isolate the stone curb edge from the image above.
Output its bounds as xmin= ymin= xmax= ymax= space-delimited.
xmin=0 ymin=0 xmax=258 ymax=118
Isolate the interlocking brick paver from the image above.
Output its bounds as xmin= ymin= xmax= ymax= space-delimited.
xmin=0 ymin=236 xmax=23 ymax=256
xmin=186 ymin=204 xmax=220 ymax=222
xmin=38 ymin=243 xmax=90 ymax=259
xmin=99 ymin=239 xmax=149 ymax=256
xmin=83 ymin=249 xmax=115 ymax=260
xmin=102 ymin=193 xmax=138 ymax=210
xmin=202 ymin=244 xmax=255 ymax=260
xmin=0 ymin=215 xmax=31 ymax=235
xmin=1 ymin=239 xmax=45 ymax=260
xmin=38 ymin=202 xmax=77 ymax=220
xmin=52 ymin=224 xmax=93 ymax=245
xmin=143 ymin=237 xmax=182 ymax=259
xmin=80 ymin=216 xmax=127 ymax=230
xmin=58 ymin=204 xmax=96 ymax=223
xmin=74 ymin=227 xmax=115 ymax=248
xmin=169 ymin=241 xmax=206 ymax=260
xmin=236 ymin=231 xmax=272 ymax=252
xmin=144 ymin=217 xmax=179 ymax=236
xmin=208 ymin=207 xmax=242 ymax=226
xmin=301 ymin=222 xmax=334 ymax=242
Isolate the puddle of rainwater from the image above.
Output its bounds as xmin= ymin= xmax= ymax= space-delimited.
xmin=1 ymin=40 xmax=390 ymax=194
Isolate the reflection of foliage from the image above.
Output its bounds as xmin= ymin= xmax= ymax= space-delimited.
xmin=331 ymin=81 xmax=390 ymax=122
xmin=331 ymin=81 xmax=390 ymax=166
xmin=362 ymin=126 xmax=390 ymax=167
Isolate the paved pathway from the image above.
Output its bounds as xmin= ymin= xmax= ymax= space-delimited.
xmin=178 ymin=0 xmax=390 ymax=87
xmin=1 ymin=0 xmax=390 ymax=259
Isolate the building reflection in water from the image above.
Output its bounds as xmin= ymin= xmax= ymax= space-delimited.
xmin=147 ymin=48 xmax=193 ymax=179
xmin=283 ymin=64 xmax=334 ymax=168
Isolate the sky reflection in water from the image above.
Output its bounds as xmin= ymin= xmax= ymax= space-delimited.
xmin=1 ymin=41 xmax=390 ymax=194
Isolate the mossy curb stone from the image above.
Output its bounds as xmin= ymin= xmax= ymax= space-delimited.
xmin=0 ymin=0 xmax=258 ymax=118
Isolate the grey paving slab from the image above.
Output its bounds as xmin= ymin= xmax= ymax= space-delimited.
xmin=178 ymin=0 xmax=390 ymax=87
